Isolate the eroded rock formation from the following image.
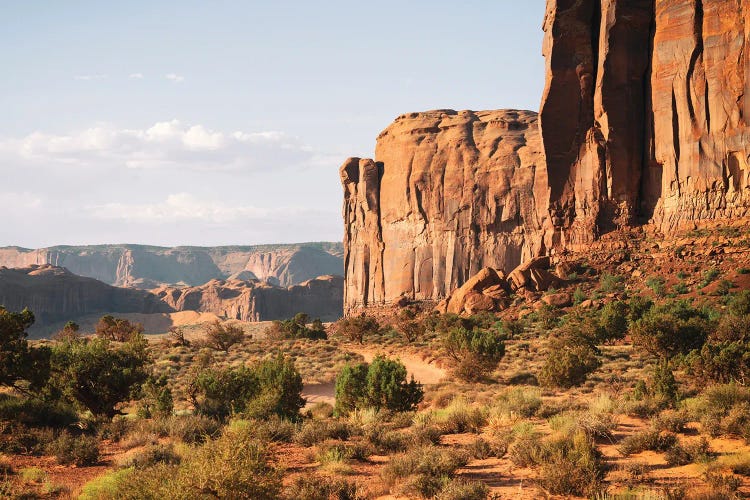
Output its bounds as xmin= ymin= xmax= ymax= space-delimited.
xmin=0 ymin=243 xmax=343 ymax=289
xmin=341 ymin=110 xmax=546 ymax=312
xmin=154 ymin=275 xmax=344 ymax=322
xmin=0 ymin=265 xmax=170 ymax=327
xmin=342 ymin=0 xmax=750 ymax=313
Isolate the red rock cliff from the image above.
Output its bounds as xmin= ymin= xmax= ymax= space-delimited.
xmin=342 ymin=0 xmax=750 ymax=312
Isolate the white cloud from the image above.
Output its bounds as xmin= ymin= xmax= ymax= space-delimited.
xmin=0 ymin=120 xmax=315 ymax=172
xmin=129 ymin=73 xmax=144 ymax=79
xmin=74 ymin=74 xmax=107 ymax=81
xmin=165 ymin=73 xmax=184 ymax=83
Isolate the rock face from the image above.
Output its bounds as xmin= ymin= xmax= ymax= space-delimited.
xmin=341 ymin=0 xmax=750 ymax=313
xmin=154 ymin=275 xmax=344 ymax=322
xmin=341 ymin=110 xmax=546 ymax=313
xmin=0 ymin=265 xmax=170 ymax=327
xmin=0 ymin=265 xmax=344 ymax=333
xmin=0 ymin=243 xmax=343 ymax=289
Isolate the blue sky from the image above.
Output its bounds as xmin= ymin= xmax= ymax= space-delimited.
xmin=1 ymin=1 xmax=546 ymax=247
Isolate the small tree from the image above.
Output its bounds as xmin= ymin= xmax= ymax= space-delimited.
xmin=335 ymin=314 xmax=381 ymax=343
xmin=265 ymin=313 xmax=327 ymax=340
xmin=0 ymin=307 xmax=49 ymax=391
xmin=53 ymin=321 xmax=81 ymax=341
xmin=168 ymin=326 xmax=190 ymax=347
xmin=334 ymin=355 xmax=423 ymax=415
xmin=595 ymin=300 xmax=628 ymax=343
xmin=49 ymin=335 xmax=150 ymax=418
xmin=539 ymin=335 xmax=601 ymax=388
xmin=188 ymin=355 xmax=304 ymax=421
xmin=95 ymin=315 xmax=144 ymax=342
xmin=443 ymin=326 xmax=506 ymax=381
xmin=394 ymin=308 xmax=425 ymax=343
xmin=631 ymin=302 xmax=711 ymax=359
xmin=204 ymin=321 xmax=244 ymax=352
xmin=137 ymin=375 xmax=174 ymax=418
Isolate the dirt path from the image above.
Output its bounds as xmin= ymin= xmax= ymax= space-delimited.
xmin=301 ymin=346 xmax=447 ymax=408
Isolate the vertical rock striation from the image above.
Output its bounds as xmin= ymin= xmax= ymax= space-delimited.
xmin=341 ymin=0 xmax=750 ymax=313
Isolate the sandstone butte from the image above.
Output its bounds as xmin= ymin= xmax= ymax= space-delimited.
xmin=341 ymin=0 xmax=750 ymax=314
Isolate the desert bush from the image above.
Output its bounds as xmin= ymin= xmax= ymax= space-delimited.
xmin=203 ymin=320 xmax=244 ymax=352
xmin=0 ymin=395 xmax=78 ymax=428
xmin=435 ymin=479 xmax=489 ymax=500
xmin=700 ymin=267 xmax=721 ymax=288
xmin=47 ymin=432 xmax=100 ymax=465
xmin=334 ymin=355 xmax=423 ymax=415
xmin=619 ymin=430 xmax=677 ymax=456
xmin=95 ymin=315 xmax=144 ymax=342
xmin=539 ymin=335 xmax=601 ymax=388
xmin=535 ymin=303 xmax=562 ymax=330
xmin=52 ymin=321 xmax=81 ymax=341
xmin=646 ymin=276 xmax=667 ymax=297
xmin=48 ymin=335 xmax=150 ymax=418
xmin=136 ymin=375 xmax=173 ymax=418
xmin=665 ymin=437 xmax=712 ymax=466
xmin=283 ymin=474 xmax=365 ymax=500
xmin=442 ymin=326 xmax=506 ymax=381
xmin=393 ymin=308 xmax=426 ymax=343
xmin=265 ymin=313 xmax=327 ymax=341
xmin=596 ymin=300 xmax=629 ymax=343
xmin=153 ymin=414 xmax=222 ymax=444
xmin=123 ymin=443 xmax=181 ymax=469
xmin=167 ymin=326 xmax=190 ymax=347
xmin=599 ymin=273 xmax=625 ymax=293
xmin=538 ymin=431 xmax=605 ymax=497
xmin=652 ymin=409 xmax=689 ymax=433
xmin=631 ymin=301 xmax=712 ymax=359
xmin=335 ymin=314 xmax=381 ymax=343
xmin=103 ymin=425 xmax=282 ymax=499
xmin=683 ymin=383 xmax=750 ymax=438
xmin=295 ymin=419 xmax=352 ymax=447
xmin=433 ymin=398 xmax=487 ymax=434
xmin=188 ymin=354 xmax=304 ymax=420
xmin=573 ymin=287 xmax=587 ymax=305
xmin=383 ymin=445 xmax=469 ymax=496
xmin=628 ymin=295 xmax=654 ymax=323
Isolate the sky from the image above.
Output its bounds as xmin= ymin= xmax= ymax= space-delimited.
xmin=1 ymin=1 xmax=546 ymax=248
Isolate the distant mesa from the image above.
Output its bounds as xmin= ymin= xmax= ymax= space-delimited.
xmin=0 ymin=242 xmax=343 ymax=289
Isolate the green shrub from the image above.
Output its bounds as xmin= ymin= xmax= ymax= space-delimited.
xmin=535 ymin=304 xmax=562 ymax=330
xmin=665 ymin=437 xmax=712 ymax=466
xmin=123 ymin=443 xmax=180 ymax=468
xmin=265 ymin=313 xmax=327 ymax=341
xmin=137 ymin=375 xmax=173 ymax=418
xmin=102 ymin=425 xmax=282 ymax=499
xmin=595 ymin=300 xmax=629 ymax=343
xmin=700 ymin=267 xmax=721 ymax=288
xmin=48 ymin=336 xmax=150 ymax=418
xmin=539 ymin=336 xmax=600 ymax=388
xmin=729 ymin=291 xmax=750 ymax=316
xmin=573 ymin=287 xmax=587 ymax=305
xmin=631 ymin=301 xmax=711 ymax=359
xmin=0 ymin=307 xmax=50 ymax=391
xmin=434 ymin=398 xmax=487 ymax=434
xmin=0 ymin=395 xmax=78 ymax=428
xmin=47 ymin=432 xmax=100 ymax=466
xmin=599 ymin=273 xmax=625 ymax=293
xmin=294 ymin=419 xmax=352 ymax=447
xmin=188 ymin=354 xmax=304 ymax=420
xmin=646 ymin=276 xmax=666 ymax=297
xmin=334 ymin=355 xmax=423 ymax=415
xmin=619 ymin=430 xmax=677 ymax=456
xmin=442 ymin=326 xmax=506 ymax=381
xmin=383 ymin=445 xmax=468 ymax=493
xmin=628 ymin=295 xmax=654 ymax=323
xmin=673 ymin=282 xmax=690 ymax=295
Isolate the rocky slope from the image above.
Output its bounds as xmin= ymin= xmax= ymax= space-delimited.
xmin=154 ymin=275 xmax=344 ymax=323
xmin=341 ymin=0 xmax=750 ymax=312
xmin=0 ymin=243 xmax=343 ymax=289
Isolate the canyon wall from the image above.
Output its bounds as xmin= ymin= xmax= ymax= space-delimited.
xmin=0 ymin=243 xmax=343 ymax=289
xmin=155 ymin=275 xmax=344 ymax=323
xmin=342 ymin=0 xmax=750 ymax=312
xmin=0 ymin=265 xmax=170 ymax=327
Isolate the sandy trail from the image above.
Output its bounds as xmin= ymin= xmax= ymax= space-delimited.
xmin=301 ymin=346 xmax=447 ymax=408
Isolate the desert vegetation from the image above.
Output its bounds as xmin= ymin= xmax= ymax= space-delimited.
xmin=0 ymin=224 xmax=749 ymax=499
